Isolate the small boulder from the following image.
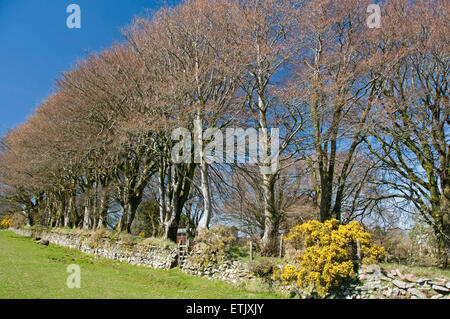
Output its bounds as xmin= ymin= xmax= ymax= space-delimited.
xmin=391 ymin=287 xmax=400 ymax=298
xmin=414 ymin=277 xmax=431 ymax=284
xmin=386 ymin=273 xmax=397 ymax=280
xmin=392 ymin=279 xmax=415 ymax=289
xmin=403 ymin=274 xmax=417 ymax=283
xmin=37 ymin=239 xmax=49 ymax=246
xmin=408 ymin=288 xmax=427 ymax=299
xmin=364 ymin=264 xmax=381 ymax=274
xmin=382 ymin=287 xmax=392 ymax=297
xmin=429 ymin=281 xmax=446 ymax=287
xmin=432 ymin=285 xmax=450 ymax=293
xmin=358 ymin=274 xmax=369 ymax=280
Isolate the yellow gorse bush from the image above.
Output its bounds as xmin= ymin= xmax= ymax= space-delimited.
xmin=0 ymin=218 xmax=12 ymax=229
xmin=279 ymin=219 xmax=385 ymax=296
xmin=279 ymin=265 xmax=298 ymax=283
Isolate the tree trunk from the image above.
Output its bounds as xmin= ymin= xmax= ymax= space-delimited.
xmin=164 ymin=193 xmax=181 ymax=241
xmin=116 ymin=214 xmax=125 ymax=232
xmin=64 ymin=196 xmax=71 ymax=227
xmin=68 ymin=193 xmax=79 ymax=228
xmin=319 ymin=176 xmax=333 ymax=222
xmin=55 ymin=204 xmax=62 ymax=227
xmin=436 ymin=191 xmax=449 ymax=268
xmin=92 ymin=195 xmax=98 ymax=230
xmin=125 ymin=197 xmax=141 ymax=233
xmin=261 ymin=174 xmax=278 ymax=253
xmin=439 ymin=173 xmax=450 ymax=268
xmin=166 ymin=198 xmax=185 ymax=242
xmin=82 ymin=201 xmax=90 ymax=229
xmin=25 ymin=209 xmax=34 ymax=227
xmin=197 ymin=160 xmax=212 ymax=231
xmin=46 ymin=204 xmax=53 ymax=226
xmin=258 ymin=90 xmax=279 ymax=253
xmin=161 ymin=162 xmax=196 ymax=242
xmin=97 ymin=194 xmax=109 ymax=229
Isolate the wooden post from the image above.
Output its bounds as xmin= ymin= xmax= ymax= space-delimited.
xmin=356 ymin=238 xmax=362 ymax=265
xmin=249 ymin=241 xmax=253 ymax=261
xmin=279 ymin=235 xmax=283 ymax=258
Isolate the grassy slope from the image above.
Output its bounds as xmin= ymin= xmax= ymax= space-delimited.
xmin=0 ymin=231 xmax=280 ymax=299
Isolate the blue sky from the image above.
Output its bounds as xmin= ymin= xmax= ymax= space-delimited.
xmin=0 ymin=0 xmax=180 ymax=136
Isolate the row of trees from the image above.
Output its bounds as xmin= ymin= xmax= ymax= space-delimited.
xmin=0 ymin=0 xmax=448 ymax=263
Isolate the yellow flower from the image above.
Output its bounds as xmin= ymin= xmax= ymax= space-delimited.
xmin=0 ymin=218 xmax=12 ymax=229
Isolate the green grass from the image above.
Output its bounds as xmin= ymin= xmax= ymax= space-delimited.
xmin=380 ymin=262 xmax=450 ymax=279
xmin=0 ymin=231 xmax=281 ymax=299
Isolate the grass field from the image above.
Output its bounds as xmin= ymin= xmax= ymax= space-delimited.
xmin=0 ymin=231 xmax=281 ymax=299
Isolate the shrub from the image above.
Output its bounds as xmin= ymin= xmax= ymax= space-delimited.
xmin=189 ymin=225 xmax=237 ymax=267
xmin=247 ymin=258 xmax=276 ymax=278
xmin=278 ymin=265 xmax=298 ymax=282
xmin=10 ymin=213 xmax=27 ymax=228
xmin=279 ymin=219 xmax=385 ymax=296
xmin=87 ymin=228 xmax=109 ymax=248
xmin=119 ymin=233 xmax=137 ymax=246
xmin=0 ymin=218 xmax=12 ymax=229
xmin=260 ymin=237 xmax=280 ymax=256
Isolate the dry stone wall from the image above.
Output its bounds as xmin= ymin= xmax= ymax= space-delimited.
xmin=348 ymin=264 xmax=450 ymax=299
xmin=181 ymin=256 xmax=252 ymax=284
xmin=10 ymin=228 xmax=178 ymax=270
xmin=10 ymin=228 xmax=249 ymax=281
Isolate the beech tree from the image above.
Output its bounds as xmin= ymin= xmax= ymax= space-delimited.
xmin=284 ymin=0 xmax=387 ymax=224
xmin=365 ymin=0 xmax=449 ymax=266
xmin=124 ymin=0 xmax=245 ymax=239
xmin=226 ymin=0 xmax=306 ymax=253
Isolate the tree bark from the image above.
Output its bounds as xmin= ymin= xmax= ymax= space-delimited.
xmin=261 ymin=173 xmax=278 ymax=251
xmin=97 ymin=193 xmax=109 ymax=229
xmin=197 ymin=159 xmax=212 ymax=231
xmin=125 ymin=197 xmax=141 ymax=233
xmin=64 ymin=195 xmax=71 ymax=227
xmin=82 ymin=200 xmax=90 ymax=229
